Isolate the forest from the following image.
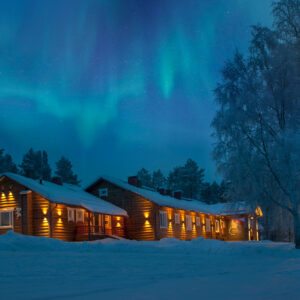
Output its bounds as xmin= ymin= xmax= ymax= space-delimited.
xmin=0 ymin=148 xmax=80 ymax=185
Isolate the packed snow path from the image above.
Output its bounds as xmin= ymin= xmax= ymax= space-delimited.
xmin=0 ymin=232 xmax=299 ymax=300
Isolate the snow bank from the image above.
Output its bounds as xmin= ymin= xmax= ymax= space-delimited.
xmin=0 ymin=231 xmax=299 ymax=300
xmin=0 ymin=231 xmax=297 ymax=258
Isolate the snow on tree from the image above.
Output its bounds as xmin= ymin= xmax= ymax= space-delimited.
xmin=212 ymin=0 xmax=300 ymax=248
xmin=152 ymin=169 xmax=166 ymax=190
xmin=55 ymin=156 xmax=80 ymax=186
xmin=20 ymin=148 xmax=51 ymax=180
xmin=137 ymin=168 xmax=152 ymax=187
xmin=0 ymin=149 xmax=18 ymax=173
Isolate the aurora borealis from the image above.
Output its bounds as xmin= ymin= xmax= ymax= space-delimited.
xmin=0 ymin=0 xmax=272 ymax=184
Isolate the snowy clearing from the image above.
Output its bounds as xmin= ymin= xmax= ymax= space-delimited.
xmin=0 ymin=232 xmax=299 ymax=300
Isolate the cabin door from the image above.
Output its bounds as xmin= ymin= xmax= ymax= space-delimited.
xmin=94 ymin=214 xmax=103 ymax=234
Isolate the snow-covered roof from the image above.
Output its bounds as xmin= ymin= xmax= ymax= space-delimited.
xmin=0 ymin=173 xmax=127 ymax=216
xmin=90 ymin=176 xmax=252 ymax=216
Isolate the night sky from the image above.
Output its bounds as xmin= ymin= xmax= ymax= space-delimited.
xmin=0 ymin=0 xmax=273 ymax=185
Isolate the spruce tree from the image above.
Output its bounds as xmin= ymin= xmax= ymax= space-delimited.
xmin=168 ymin=159 xmax=204 ymax=199
xmin=55 ymin=156 xmax=80 ymax=186
xmin=137 ymin=168 xmax=152 ymax=187
xmin=152 ymin=169 xmax=166 ymax=189
xmin=0 ymin=149 xmax=18 ymax=173
xmin=20 ymin=148 xmax=52 ymax=180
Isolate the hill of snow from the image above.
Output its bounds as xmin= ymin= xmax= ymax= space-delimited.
xmin=0 ymin=231 xmax=299 ymax=299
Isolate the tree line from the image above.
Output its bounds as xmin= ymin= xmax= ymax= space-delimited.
xmin=0 ymin=148 xmax=80 ymax=185
xmin=136 ymin=158 xmax=228 ymax=204
xmin=212 ymin=0 xmax=300 ymax=247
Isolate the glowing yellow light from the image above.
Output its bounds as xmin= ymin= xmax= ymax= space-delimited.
xmin=144 ymin=212 xmax=149 ymax=219
xmin=1 ymin=193 xmax=6 ymax=201
xmin=255 ymin=206 xmax=263 ymax=217
xmin=57 ymin=209 xmax=62 ymax=216
xmin=116 ymin=222 xmax=121 ymax=227
xmin=144 ymin=220 xmax=150 ymax=227
xmin=43 ymin=217 xmax=48 ymax=224
xmin=116 ymin=216 xmax=121 ymax=221
xmin=42 ymin=208 xmax=48 ymax=215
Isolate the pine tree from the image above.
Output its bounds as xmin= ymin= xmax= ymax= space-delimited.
xmin=20 ymin=148 xmax=52 ymax=180
xmin=20 ymin=148 xmax=37 ymax=179
xmin=152 ymin=169 xmax=166 ymax=189
xmin=181 ymin=159 xmax=204 ymax=199
xmin=168 ymin=159 xmax=204 ymax=199
xmin=0 ymin=149 xmax=18 ymax=173
xmin=137 ymin=168 xmax=152 ymax=187
xmin=55 ymin=156 xmax=80 ymax=186
xmin=41 ymin=151 xmax=51 ymax=181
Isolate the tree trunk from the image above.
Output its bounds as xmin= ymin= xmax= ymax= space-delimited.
xmin=293 ymin=212 xmax=300 ymax=249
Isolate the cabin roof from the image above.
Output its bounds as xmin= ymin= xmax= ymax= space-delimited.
xmin=0 ymin=173 xmax=127 ymax=216
xmin=87 ymin=176 xmax=253 ymax=216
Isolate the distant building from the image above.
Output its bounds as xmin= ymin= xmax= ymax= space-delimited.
xmin=0 ymin=173 xmax=127 ymax=241
xmin=86 ymin=176 xmax=263 ymax=241
xmin=0 ymin=172 xmax=262 ymax=242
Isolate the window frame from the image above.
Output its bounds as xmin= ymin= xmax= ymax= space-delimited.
xmin=67 ymin=208 xmax=75 ymax=222
xmin=196 ymin=216 xmax=201 ymax=227
xmin=159 ymin=211 xmax=168 ymax=228
xmin=174 ymin=213 xmax=180 ymax=224
xmin=76 ymin=209 xmax=85 ymax=223
xmin=186 ymin=215 xmax=192 ymax=231
xmin=0 ymin=209 xmax=14 ymax=229
xmin=98 ymin=188 xmax=108 ymax=198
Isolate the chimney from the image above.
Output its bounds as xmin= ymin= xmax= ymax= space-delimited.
xmin=52 ymin=177 xmax=63 ymax=185
xmin=158 ymin=188 xmax=165 ymax=195
xmin=173 ymin=191 xmax=182 ymax=200
xmin=128 ymin=176 xmax=140 ymax=187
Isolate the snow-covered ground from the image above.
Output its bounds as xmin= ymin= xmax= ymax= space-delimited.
xmin=0 ymin=232 xmax=300 ymax=300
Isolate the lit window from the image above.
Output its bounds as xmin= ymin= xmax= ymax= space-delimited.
xmin=159 ymin=211 xmax=167 ymax=228
xmin=175 ymin=213 xmax=180 ymax=224
xmin=76 ymin=209 xmax=85 ymax=223
xmin=196 ymin=217 xmax=201 ymax=227
xmin=0 ymin=210 xmax=13 ymax=228
xmin=215 ymin=220 xmax=220 ymax=233
xmin=186 ymin=215 xmax=192 ymax=231
xmin=67 ymin=208 xmax=75 ymax=222
xmin=206 ymin=218 xmax=211 ymax=232
xmin=99 ymin=188 xmax=108 ymax=198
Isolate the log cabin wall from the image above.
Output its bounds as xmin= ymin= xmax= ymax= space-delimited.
xmin=155 ymin=208 xmax=226 ymax=241
xmin=87 ymin=180 xmax=156 ymax=241
xmin=0 ymin=177 xmax=23 ymax=235
xmin=224 ymin=215 xmax=247 ymax=241
xmin=0 ymin=177 xmax=126 ymax=242
xmin=87 ymin=179 xmax=238 ymax=241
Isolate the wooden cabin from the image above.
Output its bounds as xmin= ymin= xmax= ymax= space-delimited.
xmin=86 ymin=176 xmax=263 ymax=241
xmin=0 ymin=173 xmax=127 ymax=241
